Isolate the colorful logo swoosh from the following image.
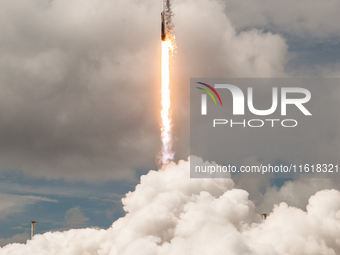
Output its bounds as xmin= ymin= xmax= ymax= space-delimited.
xmin=196 ymin=82 xmax=223 ymax=106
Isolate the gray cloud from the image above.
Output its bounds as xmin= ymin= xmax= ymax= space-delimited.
xmin=222 ymin=0 xmax=340 ymax=42
xmin=220 ymin=0 xmax=340 ymax=77
xmin=0 ymin=0 xmax=291 ymax=182
xmin=0 ymin=194 xmax=57 ymax=220
xmin=0 ymin=0 xmax=163 ymax=181
xmin=64 ymin=206 xmax=89 ymax=229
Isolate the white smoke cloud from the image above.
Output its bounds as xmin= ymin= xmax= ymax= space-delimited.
xmin=0 ymin=233 xmax=29 ymax=248
xmin=1 ymin=157 xmax=339 ymax=254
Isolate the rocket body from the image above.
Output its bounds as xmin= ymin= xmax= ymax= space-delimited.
xmin=161 ymin=12 xmax=166 ymax=41
xmin=161 ymin=0 xmax=170 ymax=41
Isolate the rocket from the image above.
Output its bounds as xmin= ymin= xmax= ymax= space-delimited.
xmin=161 ymin=12 xmax=166 ymax=41
xmin=161 ymin=0 xmax=170 ymax=41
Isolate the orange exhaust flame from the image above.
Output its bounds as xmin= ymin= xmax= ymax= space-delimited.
xmin=160 ymin=40 xmax=174 ymax=165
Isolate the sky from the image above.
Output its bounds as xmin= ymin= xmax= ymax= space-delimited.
xmin=0 ymin=0 xmax=340 ymax=251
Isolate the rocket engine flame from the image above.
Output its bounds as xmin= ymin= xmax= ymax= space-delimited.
xmin=160 ymin=40 xmax=174 ymax=165
xmin=159 ymin=0 xmax=175 ymax=165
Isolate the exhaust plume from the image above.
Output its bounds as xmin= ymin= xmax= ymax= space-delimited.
xmin=2 ymin=157 xmax=340 ymax=254
xmin=160 ymin=40 xmax=174 ymax=165
xmin=160 ymin=0 xmax=176 ymax=165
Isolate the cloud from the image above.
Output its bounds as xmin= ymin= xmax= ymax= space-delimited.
xmin=252 ymin=177 xmax=340 ymax=214
xmin=0 ymin=0 xmax=338 ymax=251
xmin=222 ymin=0 xmax=340 ymax=42
xmin=168 ymin=0 xmax=288 ymax=161
xmin=0 ymin=0 xmax=162 ymax=182
xmin=0 ymin=194 xmax=57 ymax=220
xmin=0 ymin=0 xmax=288 ymax=182
xmin=217 ymin=0 xmax=340 ymax=78
xmin=173 ymin=0 xmax=287 ymax=78
xmin=0 ymin=233 xmax=29 ymax=248
xmin=1 ymin=157 xmax=340 ymax=254
xmin=64 ymin=207 xmax=89 ymax=229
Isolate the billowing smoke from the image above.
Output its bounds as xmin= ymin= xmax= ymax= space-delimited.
xmin=2 ymin=157 xmax=340 ymax=254
xmin=164 ymin=0 xmax=175 ymax=43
